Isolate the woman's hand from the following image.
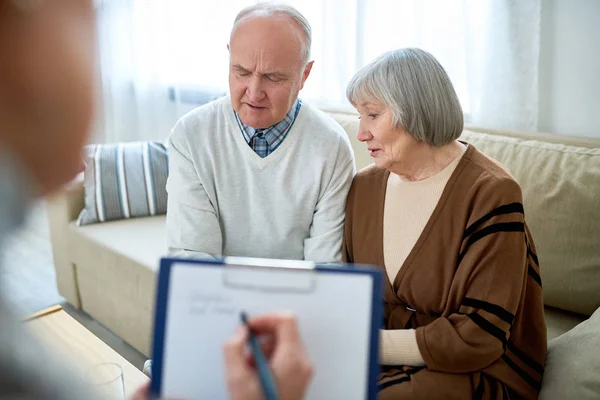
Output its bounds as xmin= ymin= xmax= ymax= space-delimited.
xmin=224 ymin=313 xmax=313 ymax=400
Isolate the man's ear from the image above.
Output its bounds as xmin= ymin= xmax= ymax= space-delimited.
xmin=299 ymin=61 xmax=314 ymax=90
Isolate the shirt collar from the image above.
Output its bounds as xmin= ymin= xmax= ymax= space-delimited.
xmin=234 ymin=99 xmax=302 ymax=147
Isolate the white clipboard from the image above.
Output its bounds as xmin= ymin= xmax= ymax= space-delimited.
xmin=150 ymin=256 xmax=383 ymax=400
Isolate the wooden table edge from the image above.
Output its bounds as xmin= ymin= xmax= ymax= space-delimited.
xmin=23 ymin=304 xmax=63 ymax=322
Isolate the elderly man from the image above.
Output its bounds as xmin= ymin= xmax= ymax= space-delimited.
xmin=166 ymin=3 xmax=355 ymax=262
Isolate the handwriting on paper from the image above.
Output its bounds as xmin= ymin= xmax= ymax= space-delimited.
xmin=189 ymin=292 xmax=236 ymax=316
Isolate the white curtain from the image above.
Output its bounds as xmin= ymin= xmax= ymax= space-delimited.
xmin=94 ymin=0 xmax=541 ymax=143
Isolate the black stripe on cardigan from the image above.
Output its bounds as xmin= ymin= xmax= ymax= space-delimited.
xmin=506 ymin=342 xmax=544 ymax=374
xmin=528 ymin=264 xmax=542 ymax=287
xmin=528 ymin=246 xmax=540 ymax=266
xmin=462 ymin=297 xmax=515 ymax=325
xmin=467 ymin=313 xmax=507 ymax=344
xmin=464 ymin=203 xmax=524 ymax=239
xmin=378 ymin=375 xmax=410 ymax=392
xmin=377 ymin=367 xmax=424 ymax=391
xmin=458 ymin=222 xmax=525 ymax=265
xmin=501 ymin=383 xmax=509 ymax=400
xmin=502 ymin=354 xmax=541 ymax=391
xmin=474 ymin=373 xmax=485 ymax=400
xmin=467 ymin=313 xmax=544 ymax=376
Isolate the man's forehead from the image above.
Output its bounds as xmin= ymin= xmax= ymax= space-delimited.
xmin=229 ymin=43 xmax=303 ymax=74
xmin=231 ymin=63 xmax=289 ymax=76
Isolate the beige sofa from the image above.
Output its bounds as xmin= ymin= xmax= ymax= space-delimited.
xmin=47 ymin=111 xmax=600 ymax=358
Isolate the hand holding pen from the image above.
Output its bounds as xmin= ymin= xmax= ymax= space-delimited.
xmin=224 ymin=313 xmax=313 ymax=400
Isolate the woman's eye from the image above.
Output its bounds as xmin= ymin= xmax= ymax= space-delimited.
xmin=369 ymin=114 xmax=378 ymax=119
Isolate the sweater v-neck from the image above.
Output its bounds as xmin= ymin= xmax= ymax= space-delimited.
xmin=223 ymin=100 xmax=305 ymax=170
xmin=378 ymin=143 xmax=474 ymax=293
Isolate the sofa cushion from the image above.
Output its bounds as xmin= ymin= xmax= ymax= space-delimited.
xmin=70 ymin=215 xmax=167 ymax=271
xmin=544 ymin=306 xmax=588 ymax=341
xmin=77 ymin=141 xmax=168 ymax=226
xmin=66 ymin=215 xmax=167 ymax=355
xmin=539 ymin=307 xmax=600 ymax=400
xmin=459 ymin=130 xmax=600 ymax=316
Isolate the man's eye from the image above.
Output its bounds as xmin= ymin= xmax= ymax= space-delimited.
xmin=265 ymin=75 xmax=282 ymax=82
xmin=368 ymin=114 xmax=378 ymax=119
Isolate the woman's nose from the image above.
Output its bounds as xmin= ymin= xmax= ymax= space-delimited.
xmin=357 ymin=125 xmax=373 ymax=142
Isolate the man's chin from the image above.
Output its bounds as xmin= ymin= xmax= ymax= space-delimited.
xmin=239 ymin=113 xmax=273 ymax=129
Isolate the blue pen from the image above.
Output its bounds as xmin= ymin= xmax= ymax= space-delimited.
xmin=240 ymin=311 xmax=279 ymax=400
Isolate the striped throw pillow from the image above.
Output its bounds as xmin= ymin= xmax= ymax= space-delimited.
xmin=77 ymin=141 xmax=168 ymax=225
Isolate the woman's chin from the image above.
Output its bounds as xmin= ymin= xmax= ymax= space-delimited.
xmin=373 ymin=158 xmax=389 ymax=170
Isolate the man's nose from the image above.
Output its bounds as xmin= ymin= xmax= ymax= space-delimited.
xmin=246 ymin=75 xmax=266 ymax=103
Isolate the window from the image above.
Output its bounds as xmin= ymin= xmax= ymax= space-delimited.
xmin=97 ymin=0 xmax=540 ymax=142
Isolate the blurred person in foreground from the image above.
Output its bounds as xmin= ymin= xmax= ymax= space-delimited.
xmin=0 ymin=0 xmax=311 ymax=399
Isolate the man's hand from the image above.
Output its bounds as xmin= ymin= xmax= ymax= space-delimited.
xmin=224 ymin=313 xmax=313 ymax=400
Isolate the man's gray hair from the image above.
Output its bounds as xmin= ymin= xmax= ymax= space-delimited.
xmin=346 ymin=48 xmax=463 ymax=147
xmin=231 ymin=3 xmax=312 ymax=65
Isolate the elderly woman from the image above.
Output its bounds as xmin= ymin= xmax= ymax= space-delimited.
xmin=343 ymin=48 xmax=546 ymax=399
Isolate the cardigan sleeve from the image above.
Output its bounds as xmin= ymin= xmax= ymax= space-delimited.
xmin=415 ymin=176 xmax=531 ymax=373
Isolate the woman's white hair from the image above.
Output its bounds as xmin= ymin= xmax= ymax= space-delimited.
xmin=346 ymin=48 xmax=463 ymax=147
xmin=231 ymin=3 xmax=312 ymax=65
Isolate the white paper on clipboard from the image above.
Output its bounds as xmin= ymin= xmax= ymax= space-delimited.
xmin=151 ymin=256 xmax=382 ymax=400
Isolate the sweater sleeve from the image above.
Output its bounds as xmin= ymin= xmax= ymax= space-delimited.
xmin=165 ymin=120 xmax=222 ymax=259
xmin=415 ymin=176 xmax=530 ymax=373
xmin=304 ymin=140 xmax=355 ymax=263
xmin=380 ymin=329 xmax=426 ymax=366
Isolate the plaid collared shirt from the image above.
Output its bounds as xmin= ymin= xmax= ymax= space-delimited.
xmin=234 ymin=99 xmax=302 ymax=158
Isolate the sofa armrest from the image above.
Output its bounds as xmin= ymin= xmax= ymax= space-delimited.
xmin=46 ymin=173 xmax=85 ymax=307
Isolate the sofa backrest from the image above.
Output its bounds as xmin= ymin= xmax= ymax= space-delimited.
xmin=328 ymin=111 xmax=600 ymax=317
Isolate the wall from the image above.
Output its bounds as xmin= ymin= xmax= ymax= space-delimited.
xmin=539 ymin=0 xmax=600 ymax=138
